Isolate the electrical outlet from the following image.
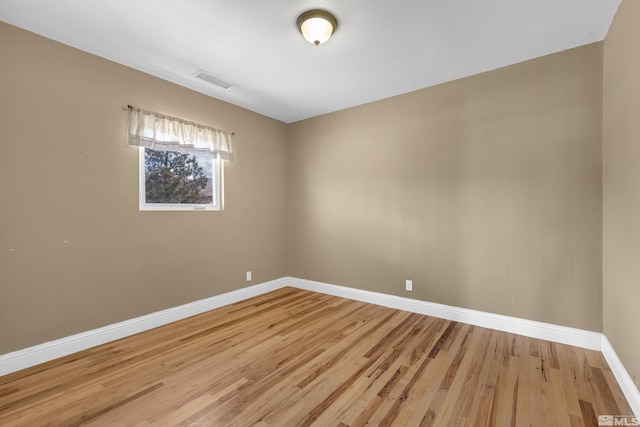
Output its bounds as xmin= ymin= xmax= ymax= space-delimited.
xmin=405 ymin=280 xmax=413 ymax=292
xmin=246 ymin=271 xmax=252 ymax=282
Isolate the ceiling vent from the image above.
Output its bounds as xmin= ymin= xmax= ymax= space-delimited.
xmin=194 ymin=70 xmax=235 ymax=90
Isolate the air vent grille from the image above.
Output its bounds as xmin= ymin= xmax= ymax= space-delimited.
xmin=194 ymin=71 xmax=234 ymax=90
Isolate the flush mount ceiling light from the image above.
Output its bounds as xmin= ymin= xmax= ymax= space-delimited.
xmin=297 ymin=10 xmax=338 ymax=46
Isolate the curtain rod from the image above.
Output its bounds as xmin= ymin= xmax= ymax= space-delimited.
xmin=126 ymin=105 xmax=234 ymax=136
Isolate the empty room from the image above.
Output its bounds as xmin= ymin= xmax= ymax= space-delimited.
xmin=1 ymin=0 xmax=639 ymax=425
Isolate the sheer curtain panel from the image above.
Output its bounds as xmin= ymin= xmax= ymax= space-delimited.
xmin=127 ymin=107 xmax=233 ymax=160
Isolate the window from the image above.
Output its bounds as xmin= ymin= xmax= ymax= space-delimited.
xmin=139 ymin=147 xmax=221 ymax=211
xmin=126 ymin=106 xmax=233 ymax=212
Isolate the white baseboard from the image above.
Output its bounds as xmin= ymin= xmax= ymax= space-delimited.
xmin=284 ymin=277 xmax=603 ymax=350
xmin=0 ymin=277 xmax=287 ymax=377
xmin=601 ymin=336 xmax=640 ymax=416
xmin=2 ymin=275 xmax=637 ymax=416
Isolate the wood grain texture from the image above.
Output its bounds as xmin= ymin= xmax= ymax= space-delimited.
xmin=0 ymin=288 xmax=632 ymax=426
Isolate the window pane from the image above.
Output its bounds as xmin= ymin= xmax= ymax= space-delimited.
xmin=139 ymin=148 xmax=221 ymax=211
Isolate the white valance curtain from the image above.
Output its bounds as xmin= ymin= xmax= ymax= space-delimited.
xmin=127 ymin=106 xmax=234 ymax=161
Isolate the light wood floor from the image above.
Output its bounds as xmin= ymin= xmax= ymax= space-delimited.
xmin=0 ymin=287 xmax=632 ymax=426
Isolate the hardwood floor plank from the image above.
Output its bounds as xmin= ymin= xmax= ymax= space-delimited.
xmin=579 ymin=399 xmax=599 ymax=427
xmin=556 ymin=343 xmax=586 ymax=421
xmin=0 ymin=287 xmax=633 ymax=426
xmin=549 ymin=366 xmax=572 ymax=427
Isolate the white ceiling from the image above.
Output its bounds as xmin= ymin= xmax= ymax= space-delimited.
xmin=0 ymin=0 xmax=621 ymax=123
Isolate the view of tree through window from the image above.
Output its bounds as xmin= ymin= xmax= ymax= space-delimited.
xmin=144 ymin=148 xmax=213 ymax=205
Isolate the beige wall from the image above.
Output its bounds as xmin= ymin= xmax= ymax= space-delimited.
xmin=0 ymin=22 xmax=287 ymax=354
xmin=287 ymin=44 xmax=604 ymax=331
xmin=603 ymin=0 xmax=640 ymax=390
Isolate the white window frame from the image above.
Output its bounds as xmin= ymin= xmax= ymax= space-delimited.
xmin=139 ymin=147 xmax=222 ymax=211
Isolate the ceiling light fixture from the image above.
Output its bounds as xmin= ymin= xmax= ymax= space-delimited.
xmin=297 ymin=10 xmax=338 ymax=46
